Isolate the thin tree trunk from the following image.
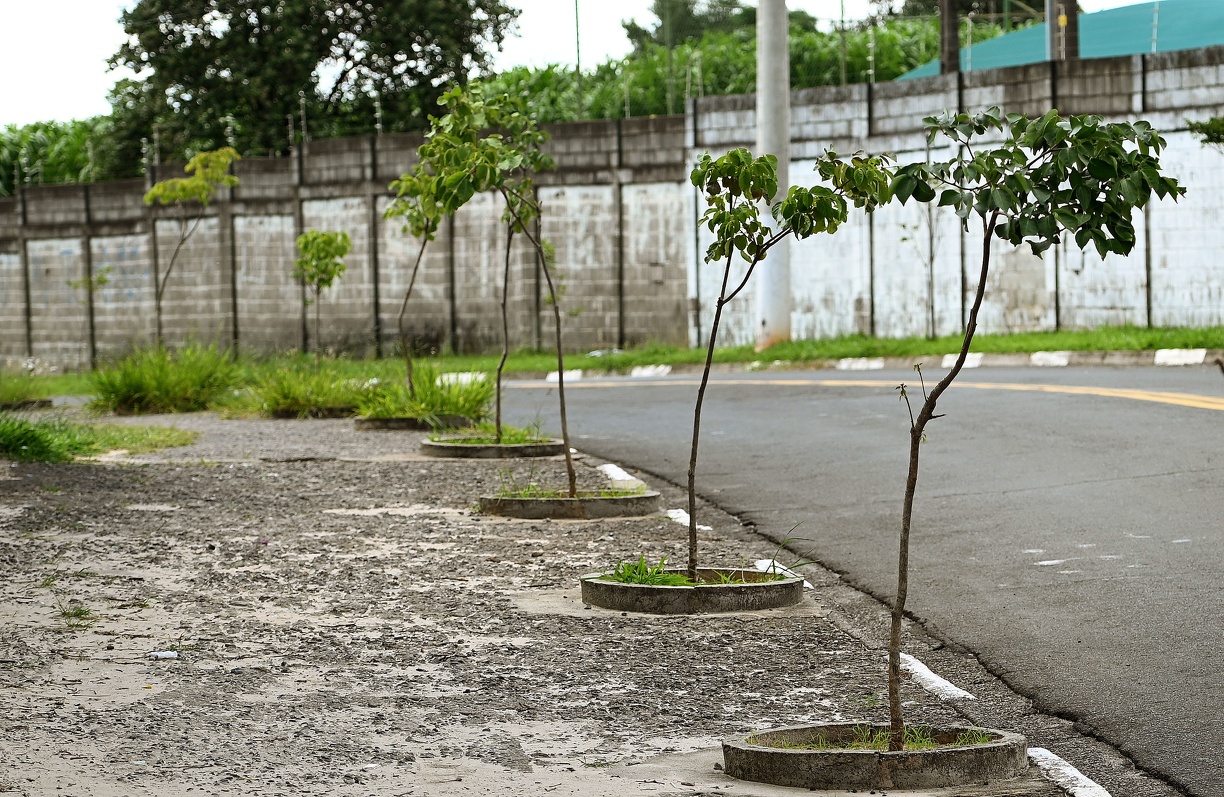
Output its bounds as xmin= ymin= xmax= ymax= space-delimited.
xmin=686 ymin=252 xmax=736 ymax=581
xmin=397 ymin=233 xmax=431 ymax=400
xmin=539 ymin=254 xmax=576 ymax=497
xmin=155 ymin=208 xmax=201 ymax=349
xmin=496 ymin=224 xmax=515 ymax=443
xmin=499 ymin=188 xmax=577 ymax=497
xmin=314 ymin=290 xmax=321 ymax=367
xmin=888 ymin=211 xmax=998 ymax=751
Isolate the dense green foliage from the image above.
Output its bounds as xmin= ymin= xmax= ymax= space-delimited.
xmin=0 ymin=118 xmax=114 ymax=197
xmin=105 ymin=0 xmax=517 ymax=171
xmin=0 ymin=414 xmax=197 ymax=462
xmin=475 ymin=17 xmax=1003 ymax=123
xmin=88 ymin=344 xmax=241 ymax=415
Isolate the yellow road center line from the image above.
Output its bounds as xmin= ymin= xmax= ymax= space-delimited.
xmin=509 ymin=378 xmax=1224 ymax=412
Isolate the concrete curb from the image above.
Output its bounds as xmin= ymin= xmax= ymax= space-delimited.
xmin=521 ymin=348 xmax=1224 ymax=382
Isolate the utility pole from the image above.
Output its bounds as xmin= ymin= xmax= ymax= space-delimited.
xmin=1046 ymin=0 xmax=1079 ymax=62
xmin=940 ymin=0 xmax=961 ymax=74
xmin=755 ymin=0 xmax=790 ymax=350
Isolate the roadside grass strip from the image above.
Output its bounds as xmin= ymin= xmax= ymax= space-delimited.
xmin=1028 ymin=748 xmax=1113 ymax=797
xmin=898 ymin=653 xmax=976 ymax=701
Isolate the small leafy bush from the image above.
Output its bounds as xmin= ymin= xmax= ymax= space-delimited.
xmin=89 ymin=344 xmax=239 ymax=415
xmin=252 ymin=364 xmax=366 ymax=418
xmin=356 ymin=363 xmax=493 ymax=421
xmin=0 ymin=414 xmax=197 ymax=462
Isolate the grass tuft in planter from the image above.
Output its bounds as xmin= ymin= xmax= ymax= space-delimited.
xmin=250 ymin=363 xmax=366 ymax=419
xmin=356 ymin=363 xmax=493 ymax=422
xmin=89 ymin=344 xmax=240 ymax=415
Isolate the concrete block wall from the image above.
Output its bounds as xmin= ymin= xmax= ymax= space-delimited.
xmin=377 ymin=197 xmax=452 ymax=356
xmin=621 ymin=183 xmax=690 ymax=347
xmin=302 ymin=197 xmax=374 ymax=353
xmin=235 ymin=215 xmax=300 ymax=352
xmin=154 ymin=216 xmax=230 ymax=346
xmin=92 ymin=235 xmax=156 ymax=357
xmin=27 ymin=238 xmax=89 ymax=369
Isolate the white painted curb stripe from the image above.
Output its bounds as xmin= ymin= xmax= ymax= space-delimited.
xmin=1154 ymin=348 xmax=1206 ymax=366
xmin=545 ymin=369 xmax=584 ymax=383
xmin=1028 ymin=748 xmax=1112 ymax=797
xmin=597 ymin=463 xmax=647 ymax=491
xmin=837 ymin=357 xmax=885 ymax=371
xmin=664 ymin=508 xmax=711 ymax=531
xmin=630 ymin=364 xmax=672 ymax=378
xmin=438 ymin=371 xmax=485 ymax=386
xmin=1031 ymin=351 xmax=1071 ymax=367
xmin=899 ymin=654 xmax=976 ymax=701
xmin=753 ymin=559 xmax=812 ymax=589
xmin=941 ymin=352 xmax=984 ymax=369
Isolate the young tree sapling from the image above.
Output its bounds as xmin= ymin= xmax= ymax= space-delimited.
xmin=143 ymin=147 xmax=240 ymax=347
xmin=293 ymin=230 xmax=351 ymax=365
xmin=687 ymin=148 xmax=895 ymax=580
xmin=885 ymin=107 xmax=1183 ymax=751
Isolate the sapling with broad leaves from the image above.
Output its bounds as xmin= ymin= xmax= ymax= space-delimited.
xmin=885 ymin=107 xmax=1183 ymax=751
xmin=385 ymin=87 xmax=578 ymax=494
xmin=143 ymin=147 xmax=240 ymax=347
xmin=293 ymin=230 xmax=351 ymax=366
xmin=687 ymin=148 xmax=895 ymax=582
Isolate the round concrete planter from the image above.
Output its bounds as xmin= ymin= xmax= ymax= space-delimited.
xmin=420 ymin=437 xmax=566 ymax=459
xmin=580 ymin=567 xmax=803 ymax=614
xmin=0 ymin=399 xmax=52 ymax=411
xmin=270 ymin=406 xmax=355 ymax=420
xmin=354 ymin=415 xmax=473 ymax=431
xmin=480 ymin=490 xmax=660 ymax=520
xmin=722 ymin=723 xmax=1027 ymax=790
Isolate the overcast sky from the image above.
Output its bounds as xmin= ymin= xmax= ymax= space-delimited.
xmin=0 ymin=0 xmax=1144 ymax=127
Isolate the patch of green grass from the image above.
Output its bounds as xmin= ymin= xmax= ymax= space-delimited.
xmin=433 ymin=421 xmax=552 ymax=445
xmin=89 ymin=344 xmax=240 ymax=415
xmin=605 ymin=556 xmax=694 ymax=587
xmin=356 ymin=363 xmax=494 ymax=421
xmin=55 ymin=598 xmax=97 ymax=630
xmin=0 ymin=414 xmax=198 ymax=462
xmin=750 ymin=724 xmax=992 ymax=752
xmin=244 ymin=363 xmax=367 ymax=418
xmin=0 ymin=374 xmax=44 ymax=405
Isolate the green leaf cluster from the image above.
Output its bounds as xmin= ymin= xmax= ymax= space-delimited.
xmin=691 ymin=148 xmax=895 ymax=267
xmin=893 ymin=107 xmax=1185 ymax=258
xmin=143 ymin=147 xmax=241 ymax=208
xmin=385 ymin=86 xmax=555 ymax=238
xmin=294 ymin=230 xmax=351 ymax=305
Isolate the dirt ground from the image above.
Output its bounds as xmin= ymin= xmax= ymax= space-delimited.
xmin=0 ymin=414 xmax=1174 ymax=796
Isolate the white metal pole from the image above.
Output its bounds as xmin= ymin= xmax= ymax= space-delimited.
xmin=755 ymin=0 xmax=791 ymax=350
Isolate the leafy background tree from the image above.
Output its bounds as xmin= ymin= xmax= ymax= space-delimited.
xmin=107 ymin=0 xmax=518 ymax=167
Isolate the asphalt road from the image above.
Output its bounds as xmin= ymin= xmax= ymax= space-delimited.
xmin=504 ymin=365 xmax=1224 ymax=796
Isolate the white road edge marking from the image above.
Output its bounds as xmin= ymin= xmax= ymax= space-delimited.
xmin=1028 ymin=748 xmax=1113 ymax=797
xmin=1154 ymin=348 xmax=1206 ymax=366
xmin=597 ymin=463 xmax=647 ymax=491
xmin=1031 ymin=351 xmax=1071 ymax=367
xmin=898 ymin=653 xmax=976 ymax=701
xmin=665 ymin=508 xmax=712 ymax=531
xmin=753 ymin=559 xmax=812 ymax=589
xmin=836 ymin=357 xmax=886 ymax=371
xmin=545 ymin=369 xmax=584 ymax=382
xmin=941 ymin=352 xmax=984 ymax=369
xmin=630 ymin=364 xmax=672 ymax=378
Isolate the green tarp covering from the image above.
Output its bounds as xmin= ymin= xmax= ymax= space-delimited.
xmin=900 ymin=0 xmax=1224 ymax=79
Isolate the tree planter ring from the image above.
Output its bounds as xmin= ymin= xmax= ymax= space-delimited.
xmin=580 ymin=567 xmax=803 ymax=614
xmin=0 ymin=399 xmax=52 ymax=411
xmin=269 ymin=407 xmax=355 ymax=420
xmin=354 ymin=415 xmax=474 ymax=431
xmin=722 ymin=723 xmax=1027 ymax=790
xmin=421 ymin=437 xmax=566 ymax=459
xmin=480 ymin=491 xmax=660 ymax=520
